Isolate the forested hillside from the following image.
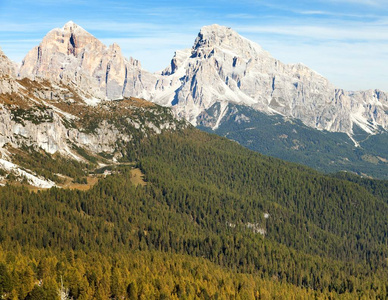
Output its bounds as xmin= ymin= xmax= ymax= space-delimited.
xmin=200 ymin=104 xmax=388 ymax=179
xmin=0 ymin=128 xmax=387 ymax=299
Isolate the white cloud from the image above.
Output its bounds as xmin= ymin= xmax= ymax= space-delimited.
xmin=80 ymin=21 xmax=165 ymax=33
xmin=326 ymin=0 xmax=382 ymax=5
xmin=225 ymin=13 xmax=256 ymax=19
xmin=235 ymin=21 xmax=388 ymax=41
xmin=298 ymin=10 xmax=327 ymax=15
xmin=0 ymin=22 xmax=56 ymax=32
xmin=0 ymin=6 xmax=387 ymax=92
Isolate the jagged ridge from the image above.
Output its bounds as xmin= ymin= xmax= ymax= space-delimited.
xmin=0 ymin=63 xmax=186 ymax=187
xmin=16 ymin=22 xmax=388 ymax=136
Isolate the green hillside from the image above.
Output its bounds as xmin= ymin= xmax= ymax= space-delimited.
xmin=0 ymin=128 xmax=387 ymax=299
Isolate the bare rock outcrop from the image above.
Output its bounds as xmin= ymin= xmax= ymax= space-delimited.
xmin=152 ymin=24 xmax=388 ymax=134
xmin=0 ymin=48 xmax=16 ymax=78
xmin=0 ymin=48 xmax=19 ymax=94
xmin=17 ymin=22 xmax=388 ymax=136
xmin=19 ymin=21 xmax=156 ymax=100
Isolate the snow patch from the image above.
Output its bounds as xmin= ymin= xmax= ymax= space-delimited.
xmin=347 ymin=133 xmax=360 ymax=147
xmin=212 ymin=101 xmax=229 ymax=130
xmin=350 ymin=108 xmax=376 ymax=135
xmin=82 ymin=96 xmax=102 ymax=107
xmin=0 ymin=158 xmax=55 ymax=188
xmin=61 ymin=145 xmax=84 ymax=162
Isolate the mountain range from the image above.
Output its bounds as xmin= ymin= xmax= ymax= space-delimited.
xmin=1 ymin=21 xmax=388 ymax=179
xmin=1 ymin=21 xmax=388 ymax=298
xmin=17 ymin=21 xmax=388 ymax=135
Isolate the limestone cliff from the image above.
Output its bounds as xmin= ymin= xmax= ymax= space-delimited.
xmin=1 ymin=47 xmax=186 ymax=186
xmin=18 ymin=22 xmax=388 ymax=136
xmin=154 ymin=25 xmax=388 ymax=134
xmin=19 ymin=21 xmax=156 ymax=100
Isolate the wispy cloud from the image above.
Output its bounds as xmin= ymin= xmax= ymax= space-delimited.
xmin=236 ymin=21 xmax=388 ymax=41
xmin=81 ymin=22 xmax=165 ymax=33
xmin=298 ymin=10 xmax=327 ymax=15
xmin=326 ymin=0 xmax=380 ymax=5
xmin=225 ymin=13 xmax=256 ymax=19
xmin=0 ymin=0 xmax=387 ymax=91
xmin=293 ymin=9 xmax=378 ymax=18
xmin=0 ymin=22 xmax=58 ymax=32
xmin=0 ymin=39 xmax=41 ymax=43
xmin=19 ymin=0 xmax=89 ymax=5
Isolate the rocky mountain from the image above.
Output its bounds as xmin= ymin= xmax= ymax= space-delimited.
xmin=156 ymin=25 xmax=388 ymax=136
xmin=0 ymin=49 xmax=185 ymax=187
xmin=0 ymin=47 xmax=19 ymax=96
xmin=2 ymin=22 xmax=388 ymax=300
xmin=0 ymin=47 xmax=16 ymax=78
xmin=1 ymin=21 xmax=387 ymax=181
xmin=18 ymin=23 xmax=388 ymax=138
xmin=19 ymin=21 xmax=157 ymax=100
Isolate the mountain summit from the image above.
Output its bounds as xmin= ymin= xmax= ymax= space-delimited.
xmin=18 ymin=21 xmax=156 ymax=99
xmin=0 ymin=47 xmax=16 ymax=78
xmin=17 ymin=22 xmax=388 ymax=136
xmin=155 ymin=24 xmax=388 ymax=134
xmin=0 ymin=22 xmax=387 ymax=180
xmin=194 ymin=24 xmax=269 ymax=59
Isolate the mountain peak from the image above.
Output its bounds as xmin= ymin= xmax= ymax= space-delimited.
xmin=64 ymin=20 xmax=76 ymax=27
xmin=62 ymin=20 xmax=88 ymax=35
xmin=0 ymin=47 xmax=5 ymax=59
xmin=15 ymin=22 xmax=388 ymax=137
xmin=109 ymin=42 xmax=121 ymax=52
xmin=195 ymin=24 xmax=236 ymax=48
xmin=18 ymin=21 xmax=154 ymax=100
xmin=0 ymin=47 xmax=16 ymax=78
xmin=199 ymin=24 xmax=232 ymax=34
xmin=193 ymin=24 xmax=268 ymax=60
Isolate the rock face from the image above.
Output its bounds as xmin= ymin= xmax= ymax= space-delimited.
xmin=0 ymin=73 xmax=185 ymax=187
xmin=18 ymin=22 xmax=388 ymax=136
xmin=0 ymin=71 xmax=184 ymax=163
xmin=0 ymin=48 xmax=16 ymax=77
xmin=19 ymin=21 xmax=156 ymax=100
xmin=153 ymin=25 xmax=388 ymax=134
xmin=1 ymin=22 xmax=387 ymax=182
xmin=0 ymin=106 xmax=125 ymax=157
xmin=0 ymin=49 xmax=19 ymax=95
xmin=0 ymin=44 xmax=185 ymax=187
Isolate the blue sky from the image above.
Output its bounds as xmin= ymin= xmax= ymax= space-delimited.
xmin=0 ymin=0 xmax=387 ymax=91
